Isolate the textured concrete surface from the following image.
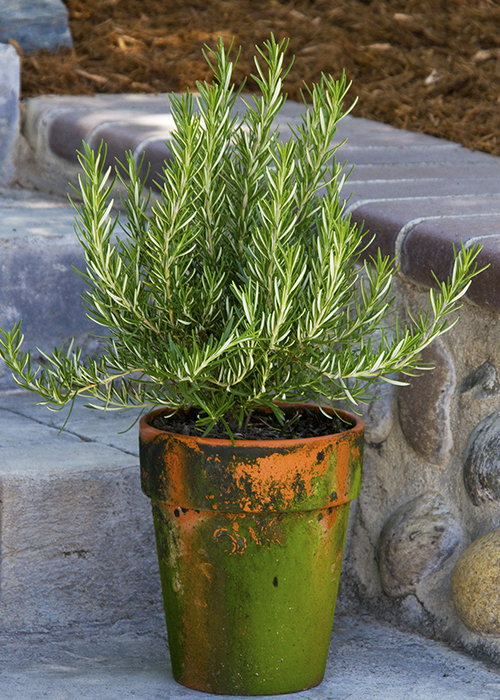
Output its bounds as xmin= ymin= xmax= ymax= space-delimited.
xmin=0 ymin=43 xmax=20 ymax=184
xmin=0 ymin=188 xmax=97 ymax=390
xmin=0 ymin=391 xmax=164 ymax=633
xmin=0 ymin=0 xmax=72 ymax=52
xmin=2 ymin=612 xmax=500 ymax=700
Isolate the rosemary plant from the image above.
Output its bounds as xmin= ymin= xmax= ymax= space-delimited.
xmin=0 ymin=37 xmax=482 ymax=438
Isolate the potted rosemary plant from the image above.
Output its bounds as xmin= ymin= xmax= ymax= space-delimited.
xmin=0 ymin=36 xmax=481 ymax=695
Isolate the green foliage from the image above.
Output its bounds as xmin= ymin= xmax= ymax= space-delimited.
xmin=0 ymin=36 xmax=483 ymax=436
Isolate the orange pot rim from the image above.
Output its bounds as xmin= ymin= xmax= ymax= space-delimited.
xmin=139 ymin=402 xmax=364 ymax=449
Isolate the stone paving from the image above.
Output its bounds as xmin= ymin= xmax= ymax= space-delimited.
xmin=0 ymin=187 xmax=93 ymax=390
xmin=2 ymin=609 xmax=500 ymax=700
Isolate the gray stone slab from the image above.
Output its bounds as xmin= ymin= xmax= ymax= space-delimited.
xmin=0 ymin=43 xmax=19 ymax=185
xmin=24 ymin=94 xmax=176 ymax=136
xmin=23 ymin=95 xmax=181 ymax=159
xmin=0 ymin=390 xmax=142 ymax=455
xmin=349 ymin=161 xmax=500 ymax=181
xmin=47 ymin=110 xmax=175 ymax=162
xmin=1 ymin=613 xmax=500 ymax=699
xmin=341 ymin=177 xmax=500 ymax=203
xmin=349 ymin=193 xmax=500 ymax=260
xmin=334 ymin=116 xmax=452 ymax=148
xmin=0 ymin=393 xmax=162 ymax=633
xmin=340 ymin=144 xmax=492 ymax=165
xmin=19 ymin=95 xmax=180 ymax=194
xmin=26 ymin=96 xmax=454 ymax=154
xmin=0 ymin=187 xmax=76 ymax=240
xmin=0 ymin=236 xmax=96 ymax=392
xmin=0 ymin=189 xmax=96 ymax=390
xmin=0 ymin=0 xmax=72 ymax=52
xmin=0 ymin=404 xmax=138 ymax=471
xmin=401 ymin=215 xmax=500 ymax=306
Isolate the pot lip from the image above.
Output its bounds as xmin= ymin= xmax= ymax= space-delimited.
xmin=139 ymin=402 xmax=364 ymax=447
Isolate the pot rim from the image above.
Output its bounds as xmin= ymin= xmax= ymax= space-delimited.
xmin=139 ymin=402 xmax=364 ymax=448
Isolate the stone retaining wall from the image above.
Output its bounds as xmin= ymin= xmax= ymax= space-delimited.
xmin=341 ymin=282 xmax=500 ymax=662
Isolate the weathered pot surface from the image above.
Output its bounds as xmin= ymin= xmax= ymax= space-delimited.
xmin=140 ymin=404 xmax=364 ymax=695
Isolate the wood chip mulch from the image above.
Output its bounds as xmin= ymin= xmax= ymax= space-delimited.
xmin=15 ymin=0 xmax=500 ymax=156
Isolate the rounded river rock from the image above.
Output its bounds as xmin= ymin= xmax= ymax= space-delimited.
xmin=451 ymin=528 xmax=500 ymax=637
xmin=397 ymin=343 xmax=454 ymax=464
xmin=464 ymin=411 xmax=500 ymax=505
xmin=377 ymin=493 xmax=461 ymax=597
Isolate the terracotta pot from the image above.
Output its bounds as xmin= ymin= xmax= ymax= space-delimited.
xmin=139 ymin=404 xmax=364 ymax=696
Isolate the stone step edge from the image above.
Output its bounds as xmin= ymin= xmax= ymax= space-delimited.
xmin=17 ymin=93 xmax=500 ymax=312
xmin=0 ymin=390 xmax=164 ymax=634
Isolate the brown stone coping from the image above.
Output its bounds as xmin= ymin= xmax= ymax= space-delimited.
xmin=349 ymin=194 xmax=500 ymax=258
xmin=24 ymin=93 xmax=500 ymax=311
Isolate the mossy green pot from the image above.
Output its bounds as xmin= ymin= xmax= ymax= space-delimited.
xmin=139 ymin=404 xmax=364 ymax=695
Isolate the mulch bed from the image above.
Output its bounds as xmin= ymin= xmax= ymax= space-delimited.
xmin=16 ymin=0 xmax=500 ymax=156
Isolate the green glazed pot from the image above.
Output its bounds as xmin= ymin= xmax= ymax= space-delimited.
xmin=140 ymin=404 xmax=364 ymax=696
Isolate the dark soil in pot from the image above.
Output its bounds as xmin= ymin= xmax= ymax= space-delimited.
xmin=150 ymin=405 xmax=352 ymax=440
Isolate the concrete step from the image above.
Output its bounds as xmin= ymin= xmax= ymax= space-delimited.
xmin=0 ymin=187 xmax=95 ymax=390
xmin=0 ymin=390 xmax=163 ymax=634
xmin=1 ymin=610 xmax=500 ymax=699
